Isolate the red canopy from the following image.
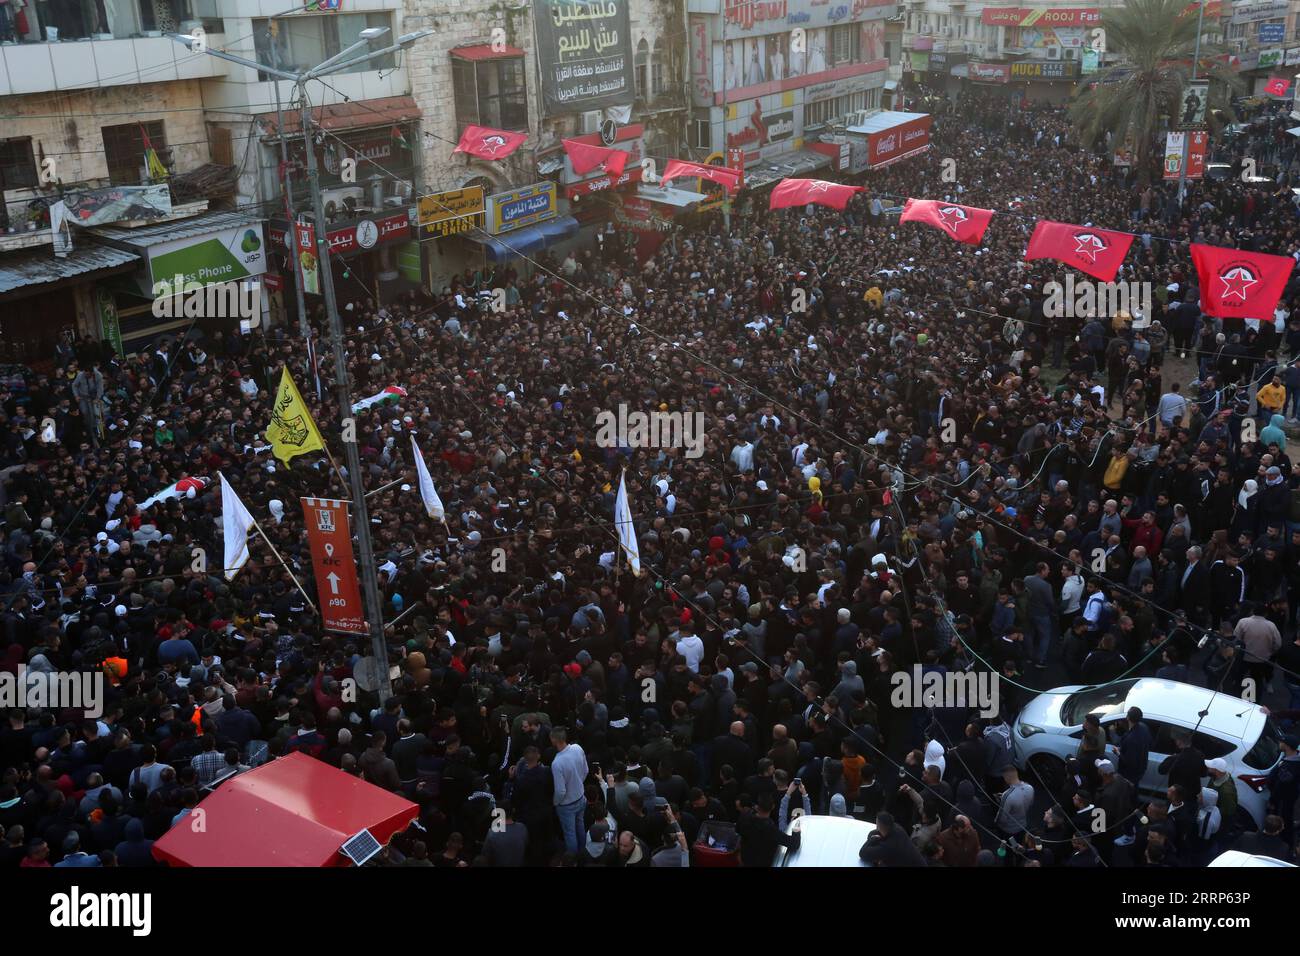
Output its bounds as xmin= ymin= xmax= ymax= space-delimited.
xmin=151 ymin=753 xmax=418 ymax=867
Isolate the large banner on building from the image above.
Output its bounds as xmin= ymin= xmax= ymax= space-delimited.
xmin=63 ymin=184 xmax=173 ymax=226
xmin=534 ymin=0 xmax=636 ymax=116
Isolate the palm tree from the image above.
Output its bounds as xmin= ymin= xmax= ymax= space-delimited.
xmin=1070 ymin=0 xmax=1241 ymax=186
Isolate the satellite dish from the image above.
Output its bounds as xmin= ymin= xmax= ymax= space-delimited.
xmin=352 ymin=656 xmax=389 ymax=693
xmin=600 ymin=118 xmax=618 ymax=146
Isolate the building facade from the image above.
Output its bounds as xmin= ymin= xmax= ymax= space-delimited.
xmin=685 ymin=0 xmax=897 ymax=187
xmin=0 ymin=0 xmax=425 ymax=357
xmin=901 ymin=2 xmax=1116 ymax=103
xmin=402 ymin=0 xmax=690 ymax=291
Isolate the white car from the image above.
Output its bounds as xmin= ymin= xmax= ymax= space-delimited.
xmin=774 ymin=815 xmax=877 ymax=867
xmin=1012 ymin=678 xmax=1282 ymax=829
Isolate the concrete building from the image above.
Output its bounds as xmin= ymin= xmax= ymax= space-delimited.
xmin=0 ymin=0 xmax=424 ymax=356
xmin=401 ymin=0 xmax=693 ymax=291
xmin=0 ymin=7 xmax=231 ymax=360
xmin=684 ymin=0 xmax=899 ymax=188
xmin=900 ymin=2 xmax=1116 ymax=104
xmin=1223 ymin=0 xmax=1300 ymax=95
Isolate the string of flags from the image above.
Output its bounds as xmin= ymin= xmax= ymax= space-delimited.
xmin=771 ymin=187 xmax=1296 ymax=322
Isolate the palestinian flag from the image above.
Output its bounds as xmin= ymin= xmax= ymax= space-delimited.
xmin=351 ymin=385 xmax=408 ymax=414
xmin=140 ymin=476 xmax=209 ymax=511
xmin=392 ymin=126 xmax=411 ymax=151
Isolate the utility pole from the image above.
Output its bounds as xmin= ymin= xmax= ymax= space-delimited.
xmin=300 ymin=95 xmax=394 ymax=703
xmin=1177 ymin=0 xmax=1207 ymax=205
xmin=269 ymin=21 xmax=313 ymax=348
xmin=170 ymin=23 xmax=432 ymax=704
xmin=721 ymin=10 xmax=731 ymax=233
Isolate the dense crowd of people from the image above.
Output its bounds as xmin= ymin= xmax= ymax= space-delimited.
xmin=3 ymin=90 xmax=1300 ymax=870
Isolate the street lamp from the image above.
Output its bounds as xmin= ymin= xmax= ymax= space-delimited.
xmin=169 ymin=26 xmax=431 ymax=702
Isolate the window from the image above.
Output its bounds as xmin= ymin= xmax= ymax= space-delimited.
xmin=252 ymin=13 xmax=394 ymax=80
xmin=137 ymin=1 xmax=225 ymax=36
xmin=652 ymin=39 xmax=666 ymax=97
xmin=1191 ymin=731 xmax=1236 ymax=761
xmin=803 ymin=91 xmax=868 ymax=129
xmin=453 ymin=57 xmax=528 ymax=131
xmin=1060 ymin=680 xmax=1137 ymax=726
xmin=102 ymin=122 xmax=170 ymax=186
xmin=635 ymin=39 xmax=650 ymax=100
xmin=831 ymin=24 xmax=859 ymax=66
xmin=1243 ymin=717 xmax=1282 ymax=770
xmin=689 ymin=118 xmax=711 ymax=150
xmin=0 ymin=138 xmax=38 ymax=190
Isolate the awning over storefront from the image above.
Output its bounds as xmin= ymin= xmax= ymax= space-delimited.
xmin=743 ymin=149 xmax=833 ymax=191
xmin=256 ymin=95 xmax=422 ymax=137
xmin=845 ymin=111 xmax=933 ymax=169
xmin=451 ymin=44 xmax=526 ymax=60
xmin=470 ymin=215 xmax=580 ymax=262
xmin=0 ymin=244 xmax=140 ymax=298
xmin=635 ymin=184 xmax=710 ymax=208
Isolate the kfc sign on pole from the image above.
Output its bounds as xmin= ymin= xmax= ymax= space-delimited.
xmin=301 ymin=497 xmax=367 ymax=635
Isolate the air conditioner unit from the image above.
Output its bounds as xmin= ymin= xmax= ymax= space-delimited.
xmin=580 ymin=110 xmax=602 ymax=135
xmin=320 ymin=185 xmax=364 ymax=220
xmin=1045 ymin=45 xmax=1061 ymax=60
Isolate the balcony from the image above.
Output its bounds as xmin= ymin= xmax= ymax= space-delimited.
xmin=635 ymin=84 xmax=690 ymax=115
xmin=0 ymin=33 xmax=229 ymax=95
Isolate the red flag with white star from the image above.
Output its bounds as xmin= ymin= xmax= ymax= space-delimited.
xmin=452 ymin=125 xmax=527 ymax=161
xmin=1024 ymin=220 xmax=1135 ymax=281
xmin=899 ymin=198 xmax=995 ymax=246
xmin=1265 ymin=75 xmax=1291 ymax=97
xmin=562 ymin=139 xmax=628 ymax=178
xmin=660 ymin=159 xmax=742 ymax=195
xmin=1190 ymin=243 xmax=1294 ymax=319
xmin=769 ymin=178 xmax=863 ymax=212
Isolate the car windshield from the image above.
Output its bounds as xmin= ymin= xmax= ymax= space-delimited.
xmin=1242 ymin=716 xmax=1283 ymax=771
xmin=1060 ymin=680 xmax=1137 ymax=726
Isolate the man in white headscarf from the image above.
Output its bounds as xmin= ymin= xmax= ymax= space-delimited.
xmin=269 ymin=499 xmax=285 ymax=525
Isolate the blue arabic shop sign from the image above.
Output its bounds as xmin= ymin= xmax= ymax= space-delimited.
xmin=487 ymin=182 xmax=559 ymax=235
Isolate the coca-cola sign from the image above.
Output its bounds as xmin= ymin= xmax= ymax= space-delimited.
xmin=867 ymin=115 xmax=932 ymax=167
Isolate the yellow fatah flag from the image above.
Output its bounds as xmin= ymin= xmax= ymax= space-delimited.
xmin=266 ymin=368 xmax=325 ymax=464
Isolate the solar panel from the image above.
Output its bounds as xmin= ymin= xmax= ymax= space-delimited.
xmin=340 ymin=828 xmax=382 ymax=867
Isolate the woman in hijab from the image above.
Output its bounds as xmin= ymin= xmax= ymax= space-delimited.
xmin=268 ymin=499 xmax=285 ymax=525
xmin=1229 ymin=479 xmax=1259 ymax=540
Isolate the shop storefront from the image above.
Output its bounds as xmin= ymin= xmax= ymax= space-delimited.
xmin=1008 ymin=60 xmax=1082 ymax=103
xmin=90 ymin=212 xmax=268 ymax=354
xmin=0 ymin=244 xmax=140 ymax=365
xmin=449 ymin=181 xmax=578 ymax=270
xmin=268 ymin=208 xmax=416 ymax=309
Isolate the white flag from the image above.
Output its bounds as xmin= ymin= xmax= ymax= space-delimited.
xmin=614 ymin=470 xmax=641 ymax=575
xmin=411 ymin=436 xmax=445 ymax=521
xmin=219 ymin=472 xmax=256 ymax=581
